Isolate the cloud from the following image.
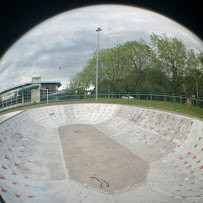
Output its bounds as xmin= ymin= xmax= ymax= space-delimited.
xmin=0 ymin=4 xmax=202 ymax=92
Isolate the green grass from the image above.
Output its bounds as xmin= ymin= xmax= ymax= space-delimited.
xmin=1 ymin=96 xmax=202 ymax=119
xmin=85 ymin=97 xmax=203 ymax=119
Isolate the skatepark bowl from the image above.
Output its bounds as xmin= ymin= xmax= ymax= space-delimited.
xmin=0 ymin=103 xmax=202 ymax=202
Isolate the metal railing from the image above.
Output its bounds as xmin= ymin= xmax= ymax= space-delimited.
xmin=0 ymin=94 xmax=84 ymax=112
xmin=0 ymin=93 xmax=202 ymax=117
xmin=90 ymin=93 xmax=203 ymax=110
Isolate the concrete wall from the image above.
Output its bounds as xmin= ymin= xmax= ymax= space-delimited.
xmin=0 ymin=104 xmax=202 ymax=202
xmin=31 ymin=89 xmax=40 ymax=103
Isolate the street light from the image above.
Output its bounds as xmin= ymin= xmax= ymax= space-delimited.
xmin=96 ymin=27 xmax=102 ymax=102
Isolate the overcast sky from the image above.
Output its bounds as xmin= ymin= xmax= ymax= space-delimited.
xmin=0 ymin=4 xmax=202 ymax=92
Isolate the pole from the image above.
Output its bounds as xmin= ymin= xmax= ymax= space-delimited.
xmin=22 ymin=92 xmax=24 ymax=105
xmin=96 ymin=27 xmax=102 ymax=102
xmin=173 ymin=97 xmax=176 ymax=111
xmin=47 ymin=89 xmax=49 ymax=104
xmin=96 ymin=32 xmax=99 ymax=102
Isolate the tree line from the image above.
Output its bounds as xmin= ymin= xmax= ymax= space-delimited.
xmin=69 ymin=33 xmax=203 ymax=99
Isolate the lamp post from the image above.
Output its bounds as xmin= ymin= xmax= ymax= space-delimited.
xmin=96 ymin=27 xmax=102 ymax=102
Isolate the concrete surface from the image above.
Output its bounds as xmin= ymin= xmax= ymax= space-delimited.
xmin=0 ymin=103 xmax=202 ymax=202
xmin=59 ymin=124 xmax=148 ymax=193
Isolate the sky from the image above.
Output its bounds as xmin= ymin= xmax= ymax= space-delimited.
xmin=0 ymin=4 xmax=202 ymax=92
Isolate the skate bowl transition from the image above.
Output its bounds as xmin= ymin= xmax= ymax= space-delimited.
xmin=0 ymin=103 xmax=202 ymax=202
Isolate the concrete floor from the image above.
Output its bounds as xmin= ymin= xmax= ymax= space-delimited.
xmin=0 ymin=103 xmax=202 ymax=203
xmin=59 ymin=124 xmax=148 ymax=193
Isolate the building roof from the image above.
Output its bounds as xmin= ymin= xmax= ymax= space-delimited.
xmin=0 ymin=82 xmax=61 ymax=95
xmin=18 ymin=84 xmax=39 ymax=95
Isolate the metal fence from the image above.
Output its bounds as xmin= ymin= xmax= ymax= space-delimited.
xmin=0 ymin=94 xmax=85 ymax=112
xmin=86 ymin=93 xmax=203 ymax=116
xmin=0 ymin=95 xmax=31 ymax=110
xmin=0 ymin=93 xmax=202 ymax=114
xmin=96 ymin=93 xmax=202 ymax=103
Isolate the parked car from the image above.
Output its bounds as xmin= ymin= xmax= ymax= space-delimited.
xmin=121 ymin=95 xmax=135 ymax=100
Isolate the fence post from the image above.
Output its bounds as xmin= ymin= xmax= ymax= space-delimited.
xmin=173 ymin=97 xmax=176 ymax=111
xmin=147 ymin=94 xmax=149 ymax=107
xmin=22 ymin=93 xmax=24 ymax=105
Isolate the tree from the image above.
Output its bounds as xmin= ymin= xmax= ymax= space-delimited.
xmin=99 ymin=46 xmax=130 ymax=93
xmin=70 ymin=34 xmax=201 ymax=98
xmin=184 ymin=50 xmax=203 ymax=98
xmin=122 ymin=40 xmax=163 ymax=92
xmin=150 ymin=33 xmax=186 ymax=95
xmin=140 ymin=67 xmax=170 ymax=93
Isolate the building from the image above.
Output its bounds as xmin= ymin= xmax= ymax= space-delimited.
xmin=0 ymin=77 xmax=61 ymax=109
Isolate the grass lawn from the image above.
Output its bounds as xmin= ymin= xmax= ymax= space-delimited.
xmin=1 ymin=97 xmax=202 ymax=119
xmin=85 ymin=97 xmax=203 ymax=119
